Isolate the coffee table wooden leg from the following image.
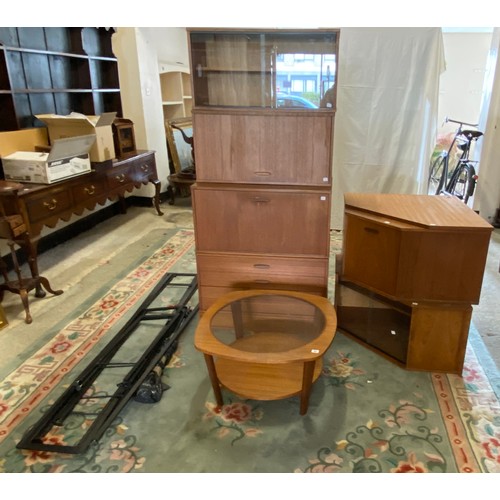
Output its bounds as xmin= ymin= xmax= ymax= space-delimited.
xmin=203 ymin=354 xmax=224 ymax=407
xmin=300 ymin=360 xmax=316 ymax=415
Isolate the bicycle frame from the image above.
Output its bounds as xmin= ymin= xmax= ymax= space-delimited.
xmin=428 ymin=117 xmax=482 ymax=204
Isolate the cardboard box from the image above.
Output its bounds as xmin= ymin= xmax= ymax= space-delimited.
xmin=2 ymin=135 xmax=95 ymax=184
xmin=0 ymin=128 xmax=49 ymax=158
xmin=36 ymin=112 xmax=116 ymax=162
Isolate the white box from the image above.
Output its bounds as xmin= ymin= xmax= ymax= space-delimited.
xmin=36 ymin=112 xmax=116 ymax=162
xmin=2 ymin=135 xmax=95 ymax=184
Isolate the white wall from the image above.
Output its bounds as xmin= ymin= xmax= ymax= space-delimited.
xmin=438 ymin=32 xmax=492 ymax=127
xmin=113 ymin=28 xmax=186 ymax=195
xmin=474 ymin=28 xmax=500 ymax=223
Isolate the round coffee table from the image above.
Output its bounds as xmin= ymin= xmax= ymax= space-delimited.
xmin=194 ymin=289 xmax=337 ymax=414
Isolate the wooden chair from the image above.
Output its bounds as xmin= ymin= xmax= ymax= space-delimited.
xmin=165 ymin=118 xmax=196 ymax=205
xmin=0 ymin=180 xmax=63 ymax=324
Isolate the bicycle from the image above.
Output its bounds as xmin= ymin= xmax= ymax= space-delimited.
xmin=427 ymin=117 xmax=483 ymax=204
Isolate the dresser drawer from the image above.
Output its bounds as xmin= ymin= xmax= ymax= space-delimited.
xmin=133 ymin=156 xmax=156 ymax=181
xmin=106 ymin=164 xmax=134 ymax=189
xmin=72 ymin=177 xmax=108 ymax=204
xmin=197 ymin=253 xmax=328 ymax=289
xmin=192 ymin=186 xmax=331 ymax=256
xmin=24 ymin=187 xmax=73 ymax=223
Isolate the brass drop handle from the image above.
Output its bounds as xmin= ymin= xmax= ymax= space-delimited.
xmin=140 ymin=164 xmax=150 ymax=173
xmin=84 ymin=185 xmax=96 ymax=195
xmin=254 ymin=279 xmax=270 ymax=284
xmin=115 ymin=174 xmax=126 ymax=183
xmin=252 ymin=197 xmax=270 ymax=203
xmin=253 ymin=171 xmax=271 ymax=176
xmin=43 ymin=198 xmax=58 ymax=211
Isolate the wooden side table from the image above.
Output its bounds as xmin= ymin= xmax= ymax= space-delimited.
xmin=194 ymin=289 xmax=337 ymax=414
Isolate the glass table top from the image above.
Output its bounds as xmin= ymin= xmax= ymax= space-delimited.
xmin=209 ymin=293 xmax=326 ymax=354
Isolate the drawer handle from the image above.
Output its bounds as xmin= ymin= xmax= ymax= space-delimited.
xmin=84 ymin=185 xmax=96 ymax=195
xmin=364 ymin=227 xmax=379 ymax=235
xmin=140 ymin=164 xmax=150 ymax=173
xmin=253 ymin=171 xmax=271 ymax=176
xmin=43 ymin=198 xmax=58 ymax=211
xmin=115 ymin=174 xmax=126 ymax=183
xmin=254 ymin=279 xmax=270 ymax=284
xmin=253 ymin=263 xmax=270 ymax=269
xmin=252 ymin=197 xmax=270 ymax=203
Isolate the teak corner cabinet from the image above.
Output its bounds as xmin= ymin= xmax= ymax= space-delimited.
xmin=337 ymin=193 xmax=493 ymax=374
xmin=187 ymin=28 xmax=340 ymax=314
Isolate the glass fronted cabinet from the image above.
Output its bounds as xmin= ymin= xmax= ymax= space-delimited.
xmin=188 ymin=29 xmax=339 ymax=110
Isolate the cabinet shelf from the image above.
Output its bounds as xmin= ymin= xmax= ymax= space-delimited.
xmin=0 ymin=27 xmax=122 ymax=133
xmin=159 ymin=69 xmax=192 ymax=121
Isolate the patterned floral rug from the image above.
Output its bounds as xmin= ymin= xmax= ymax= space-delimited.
xmin=1 ymin=229 xmax=499 ymax=473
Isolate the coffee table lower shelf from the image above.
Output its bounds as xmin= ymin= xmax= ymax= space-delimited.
xmin=209 ymin=357 xmax=323 ymax=414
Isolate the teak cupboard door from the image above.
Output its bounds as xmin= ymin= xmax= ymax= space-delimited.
xmin=342 ymin=213 xmax=401 ymax=296
xmin=192 ymin=186 xmax=331 ymax=256
xmin=194 ymin=112 xmax=333 ymax=186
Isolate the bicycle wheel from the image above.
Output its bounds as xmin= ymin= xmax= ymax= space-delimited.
xmin=448 ymin=162 xmax=476 ymax=204
xmin=428 ymin=153 xmax=447 ymax=195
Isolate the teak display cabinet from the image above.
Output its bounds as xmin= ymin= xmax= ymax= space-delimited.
xmin=187 ymin=28 xmax=340 ymax=313
xmin=338 ymin=193 xmax=493 ymax=374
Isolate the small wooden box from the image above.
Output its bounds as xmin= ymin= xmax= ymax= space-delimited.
xmin=112 ymin=118 xmax=136 ymax=158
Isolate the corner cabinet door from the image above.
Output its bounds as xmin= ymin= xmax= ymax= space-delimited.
xmin=194 ymin=112 xmax=333 ymax=186
xmin=192 ymin=186 xmax=331 ymax=256
xmin=342 ymin=212 xmax=401 ymax=296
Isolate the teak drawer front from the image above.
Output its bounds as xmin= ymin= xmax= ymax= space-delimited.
xmin=192 ymin=186 xmax=330 ymax=256
xmin=194 ymin=112 xmax=333 ymax=186
xmin=197 ymin=253 xmax=328 ymax=288
xmin=24 ymin=188 xmax=73 ymax=223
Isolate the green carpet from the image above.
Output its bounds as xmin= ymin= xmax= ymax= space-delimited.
xmin=1 ymin=229 xmax=500 ymax=474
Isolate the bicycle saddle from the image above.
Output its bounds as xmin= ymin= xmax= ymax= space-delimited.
xmin=459 ymin=129 xmax=484 ymax=140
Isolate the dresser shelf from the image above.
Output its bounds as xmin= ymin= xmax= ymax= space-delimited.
xmin=0 ymin=27 xmax=122 ymax=132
